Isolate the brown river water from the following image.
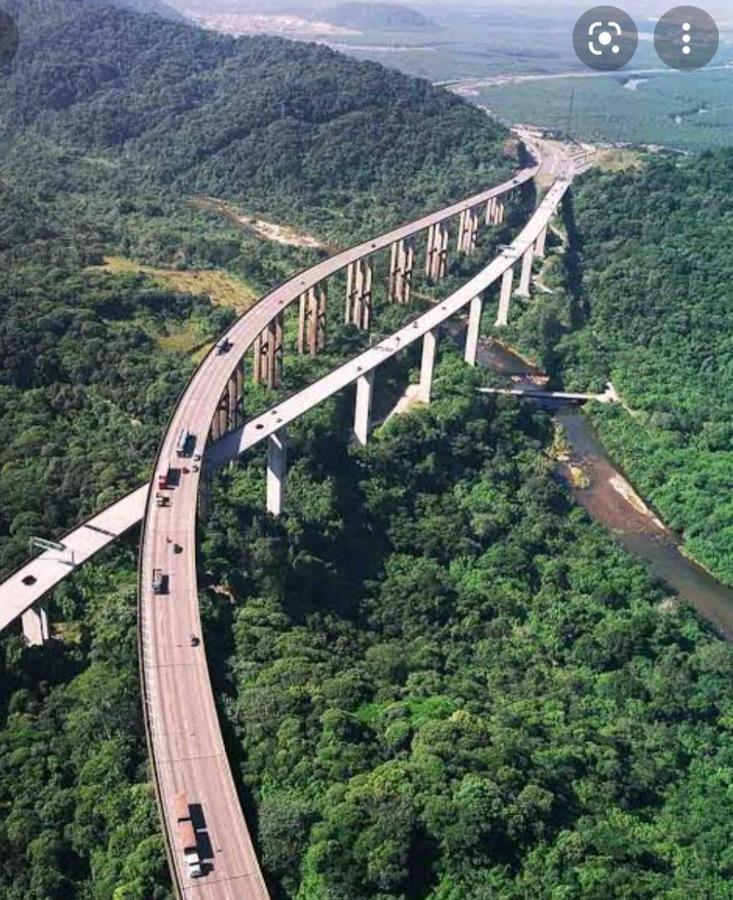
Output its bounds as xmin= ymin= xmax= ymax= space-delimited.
xmin=481 ymin=338 xmax=733 ymax=641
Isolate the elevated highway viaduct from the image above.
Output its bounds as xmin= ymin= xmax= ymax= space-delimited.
xmin=0 ymin=165 xmax=540 ymax=642
xmin=1 ymin=163 xmax=571 ymax=900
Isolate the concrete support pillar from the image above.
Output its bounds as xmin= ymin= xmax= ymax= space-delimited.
xmin=235 ymin=361 xmax=244 ymax=426
xmin=469 ymin=206 xmax=480 ymax=250
xmin=457 ymin=210 xmax=468 ymax=253
xmin=425 ymin=221 xmax=449 ymax=281
xmin=252 ymin=331 xmax=262 ymax=385
xmin=496 ymin=266 xmax=514 ymax=328
xmin=299 ymin=282 xmax=328 ymax=355
xmin=464 ymin=295 xmax=483 ymax=366
xmin=353 ymin=370 xmax=374 ymax=446
xmin=218 ymin=394 xmax=228 ymax=438
xmin=346 ymin=258 xmax=373 ymax=330
xmin=22 ymin=601 xmax=49 ymax=646
xmin=227 ymin=373 xmax=237 ymax=431
xmin=494 ymin=198 xmax=505 ymax=225
xmin=210 ymin=407 xmax=221 ymax=442
xmin=518 ymin=245 xmax=534 ymax=298
xmin=458 ymin=207 xmax=480 ymax=254
xmin=486 ymin=197 xmax=497 ymax=225
xmin=419 ymin=328 xmax=438 ymax=404
xmin=266 ymin=429 xmax=287 ymax=517
xmin=389 ymin=238 xmax=415 ymax=304
xmin=253 ymin=315 xmax=284 ymax=388
xmin=535 ymin=225 xmax=547 ymax=258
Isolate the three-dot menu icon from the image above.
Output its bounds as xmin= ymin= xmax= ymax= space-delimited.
xmin=654 ymin=6 xmax=719 ymax=70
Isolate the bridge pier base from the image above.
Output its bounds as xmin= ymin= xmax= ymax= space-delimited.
xmin=496 ymin=266 xmax=514 ymax=327
xmin=535 ymin=225 xmax=547 ymax=258
xmin=22 ymin=600 xmax=49 ymax=646
xmin=419 ymin=328 xmax=438 ymax=404
xmin=266 ymin=430 xmax=288 ymax=517
xmin=464 ymin=295 xmax=483 ymax=366
xmin=518 ymin=246 xmax=534 ymax=297
xmin=354 ymin=371 xmax=374 ymax=446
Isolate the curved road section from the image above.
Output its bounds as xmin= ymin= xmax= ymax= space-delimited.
xmin=140 ymin=166 xmax=543 ymax=898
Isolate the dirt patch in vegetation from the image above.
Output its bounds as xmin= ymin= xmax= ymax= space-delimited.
xmin=89 ymin=256 xmax=258 ymax=313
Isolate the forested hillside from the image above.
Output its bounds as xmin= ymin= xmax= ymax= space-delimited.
xmin=1 ymin=0 xmax=509 ymax=239
xmin=506 ymin=151 xmax=733 ymax=585
xmin=201 ymin=354 xmax=733 ymax=898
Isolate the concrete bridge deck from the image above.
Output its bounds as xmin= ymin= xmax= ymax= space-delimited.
xmin=0 ymin=163 xmax=572 ymax=900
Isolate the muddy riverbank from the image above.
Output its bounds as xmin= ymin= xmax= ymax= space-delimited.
xmin=484 ymin=339 xmax=733 ymax=640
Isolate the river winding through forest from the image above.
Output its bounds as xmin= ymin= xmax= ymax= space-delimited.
xmin=480 ymin=338 xmax=733 ymax=641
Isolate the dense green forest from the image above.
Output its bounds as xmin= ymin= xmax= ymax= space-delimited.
xmin=200 ymin=353 xmax=733 ymax=898
xmin=0 ymin=0 xmax=522 ymax=895
xmin=0 ymin=550 xmax=172 ymax=899
xmin=3 ymin=1 xmax=733 ymax=898
xmin=504 ymin=151 xmax=733 ymax=586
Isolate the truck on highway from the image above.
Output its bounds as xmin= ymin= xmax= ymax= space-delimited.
xmin=157 ymin=467 xmax=172 ymax=491
xmin=173 ymin=792 xmax=203 ymax=879
xmin=152 ymin=569 xmax=166 ymax=595
xmin=176 ymin=429 xmax=193 ymax=458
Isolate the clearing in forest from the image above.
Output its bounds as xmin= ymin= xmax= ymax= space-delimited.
xmin=89 ymin=256 xmax=258 ymax=313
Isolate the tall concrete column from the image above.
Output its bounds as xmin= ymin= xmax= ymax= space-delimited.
xmin=402 ymin=238 xmax=415 ymax=303
xmin=299 ymin=283 xmax=327 ymax=355
xmin=253 ymin=317 xmax=283 ymax=388
xmin=495 ymin=198 xmax=505 ymax=224
xmin=457 ymin=210 xmax=469 ymax=253
xmin=426 ymin=221 xmax=449 ymax=280
xmin=316 ymin=282 xmax=328 ymax=350
xmin=252 ymin=331 xmax=263 ymax=385
xmin=469 ymin=207 xmax=480 ymax=251
xmin=496 ymin=266 xmax=514 ymax=327
xmin=353 ymin=370 xmax=374 ymax=446
xmin=210 ymin=407 xmax=221 ymax=442
xmin=389 ymin=239 xmax=415 ymax=304
xmin=218 ymin=394 xmax=228 ymax=438
xmin=535 ymin=225 xmax=547 ymax=258
xmin=22 ymin=601 xmax=49 ymax=646
xmin=518 ymin=245 xmax=534 ymax=298
xmin=266 ymin=429 xmax=288 ymax=517
xmin=227 ymin=373 xmax=238 ymax=431
xmin=298 ymin=291 xmax=309 ymax=354
xmin=346 ymin=259 xmax=373 ymax=330
xmin=235 ymin=361 xmax=244 ymax=427
xmin=464 ymin=295 xmax=483 ymax=366
xmin=419 ymin=328 xmax=438 ymax=404
xmin=486 ymin=197 xmax=497 ymax=225
xmin=425 ymin=225 xmax=437 ymax=278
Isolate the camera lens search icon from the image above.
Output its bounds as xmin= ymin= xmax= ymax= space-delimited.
xmin=573 ymin=6 xmax=638 ymax=70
